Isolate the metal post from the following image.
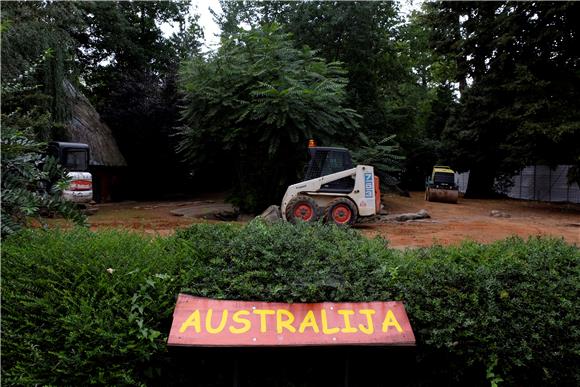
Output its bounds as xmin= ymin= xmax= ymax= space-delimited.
xmin=344 ymin=357 xmax=350 ymax=387
xmin=533 ymin=165 xmax=538 ymax=200
xmin=549 ymin=167 xmax=552 ymax=202
xmin=233 ymin=357 xmax=239 ymax=387
xmin=519 ymin=170 xmax=523 ymax=199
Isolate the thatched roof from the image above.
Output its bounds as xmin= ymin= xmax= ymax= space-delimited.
xmin=63 ymin=80 xmax=127 ymax=167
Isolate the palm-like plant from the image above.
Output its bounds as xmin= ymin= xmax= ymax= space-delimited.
xmin=177 ymin=24 xmax=360 ymax=211
xmin=351 ymin=134 xmax=405 ymax=187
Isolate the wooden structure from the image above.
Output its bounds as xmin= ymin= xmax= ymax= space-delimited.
xmin=62 ymin=80 xmax=127 ymax=202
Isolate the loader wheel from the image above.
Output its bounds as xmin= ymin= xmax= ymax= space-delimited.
xmin=286 ymin=195 xmax=321 ymax=223
xmin=325 ymin=198 xmax=358 ymax=226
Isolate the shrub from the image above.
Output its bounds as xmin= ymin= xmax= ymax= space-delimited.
xmin=2 ymin=221 xmax=578 ymax=385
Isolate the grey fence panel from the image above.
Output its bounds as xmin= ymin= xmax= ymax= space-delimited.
xmin=505 ymin=165 xmax=580 ymax=204
xmin=455 ymin=171 xmax=470 ymax=194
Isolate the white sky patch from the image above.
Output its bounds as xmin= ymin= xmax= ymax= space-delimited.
xmin=198 ymin=0 xmax=222 ymax=52
xmin=161 ymin=1 xmax=424 ymax=53
xmin=159 ymin=0 xmax=222 ymax=53
xmin=398 ymin=0 xmax=424 ymax=18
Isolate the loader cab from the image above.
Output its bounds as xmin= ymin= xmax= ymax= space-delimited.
xmin=303 ymin=147 xmax=355 ymax=193
xmin=48 ymin=142 xmax=90 ymax=172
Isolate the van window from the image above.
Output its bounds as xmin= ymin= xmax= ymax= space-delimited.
xmin=63 ymin=149 xmax=88 ymax=171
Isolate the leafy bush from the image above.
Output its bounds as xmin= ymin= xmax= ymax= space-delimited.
xmin=1 ymin=125 xmax=86 ymax=237
xmin=2 ymin=222 xmax=578 ymax=385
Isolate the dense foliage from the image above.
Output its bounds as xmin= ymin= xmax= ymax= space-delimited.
xmin=423 ymin=1 xmax=580 ymax=194
xmin=1 ymin=1 xmax=204 ymax=201
xmin=1 ymin=54 xmax=85 ymax=237
xmin=177 ymin=24 xmax=360 ymax=211
xmin=216 ymin=1 xmax=404 ymax=139
xmin=3 ymin=1 xmax=578 ymax=206
xmin=351 ymin=134 xmax=405 ymax=186
xmin=213 ymin=1 xmax=580 ymax=194
xmin=0 ymin=126 xmax=85 ymax=237
xmin=0 ymin=1 xmax=81 ymax=128
xmin=3 ymin=223 xmax=578 ymax=385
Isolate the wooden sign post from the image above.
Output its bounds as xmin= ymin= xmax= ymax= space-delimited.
xmin=168 ymin=294 xmax=415 ymax=347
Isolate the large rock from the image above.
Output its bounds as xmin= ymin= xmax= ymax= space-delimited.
xmin=394 ymin=209 xmax=430 ymax=222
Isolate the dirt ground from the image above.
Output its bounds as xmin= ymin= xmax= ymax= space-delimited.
xmin=363 ymin=193 xmax=579 ymax=248
xmin=84 ymin=192 xmax=579 ymax=248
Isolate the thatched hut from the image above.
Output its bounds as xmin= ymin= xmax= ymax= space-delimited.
xmin=62 ymin=80 xmax=127 ymax=202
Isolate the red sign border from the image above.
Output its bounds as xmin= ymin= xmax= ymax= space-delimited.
xmin=168 ymin=294 xmax=416 ymax=348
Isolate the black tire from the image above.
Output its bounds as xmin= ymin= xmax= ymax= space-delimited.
xmin=324 ymin=197 xmax=358 ymax=226
xmin=285 ymin=195 xmax=322 ymax=224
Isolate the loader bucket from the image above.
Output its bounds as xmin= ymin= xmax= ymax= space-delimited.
xmin=258 ymin=205 xmax=283 ymax=222
xmin=426 ymin=188 xmax=458 ymax=204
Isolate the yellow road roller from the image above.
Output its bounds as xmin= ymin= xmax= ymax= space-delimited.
xmin=425 ymin=166 xmax=459 ymax=204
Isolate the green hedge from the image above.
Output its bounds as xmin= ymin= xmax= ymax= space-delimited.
xmin=2 ymin=221 xmax=579 ymax=386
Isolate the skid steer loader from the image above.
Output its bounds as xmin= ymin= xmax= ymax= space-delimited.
xmin=280 ymin=143 xmax=380 ymax=226
xmin=424 ymin=166 xmax=458 ymax=204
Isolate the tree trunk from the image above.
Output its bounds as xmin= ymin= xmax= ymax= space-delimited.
xmin=465 ymin=166 xmax=498 ymax=198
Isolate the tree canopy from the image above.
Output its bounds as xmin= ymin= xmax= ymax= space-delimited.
xmin=424 ymin=1 xmax=580 ymax=194
xmin=177 ymin=24 xmax=360 ymax=211
xmin=2 ymin=1 xmax=578 ymax=212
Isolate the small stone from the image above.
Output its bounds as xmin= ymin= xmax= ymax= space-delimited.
xmin=490 ymin=210 xmax=511 ymax=218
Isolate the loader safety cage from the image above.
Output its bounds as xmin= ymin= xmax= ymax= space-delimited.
xmin=303 ymin=147 xmax=355 ymax=194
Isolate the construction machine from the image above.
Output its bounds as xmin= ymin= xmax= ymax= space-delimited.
xmin=48 ymin=142 xmax=93 ymax=204
xmin=425 ymin=166 xmax=458 ymax=204
xmin=281 ymin=142 xmax=380 ymax=226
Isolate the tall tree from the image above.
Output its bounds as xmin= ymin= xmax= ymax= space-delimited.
xmin=216 ymin=1 xmax=405 ymax=140
xmin=425 ymin=1 xmax=580 ymax=195
xmin=215 ymin=1 xmax=455 ymax=188
xmin=394 ymin=9 xmax=458 ymax=188
xmin=1 ymin=1 xmax=84 ymax=136
xmin=177 ymin=24 xmax=360 ymax=211
xmin=75 ymin=1 xmax=203 ymax=198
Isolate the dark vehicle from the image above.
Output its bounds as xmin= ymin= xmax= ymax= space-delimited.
xmin=48 ymin=142 xmax=93 ymax=203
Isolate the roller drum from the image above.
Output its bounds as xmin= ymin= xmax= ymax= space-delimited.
xmin=426 ymin=187 xmax=458 ymax=204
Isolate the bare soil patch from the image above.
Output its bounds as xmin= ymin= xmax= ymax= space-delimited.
xmin=84 ymin=192 xmax=579 ymax=248
xmin=359 ymin=192 xmax=580 ymax=248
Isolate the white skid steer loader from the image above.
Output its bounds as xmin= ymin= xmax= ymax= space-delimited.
xmin=280 ymin=145 xmax=380 ymax=226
